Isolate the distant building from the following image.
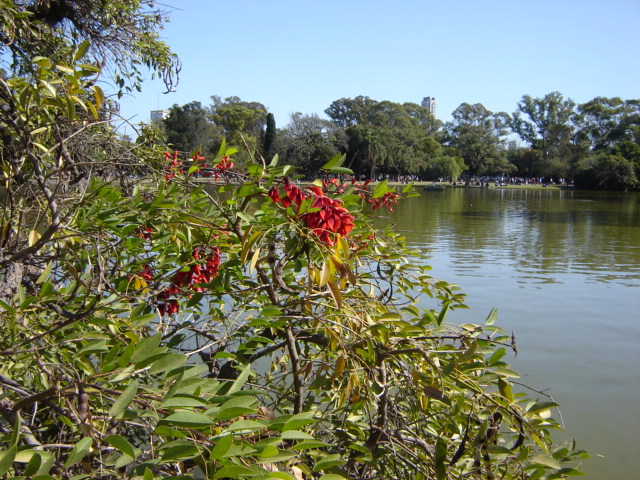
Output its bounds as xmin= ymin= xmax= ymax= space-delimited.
xmin=421 ymin=96 xmax=437 ymax=118
xmin=150 ymin=109 xmax=169 ymax=125
xmin=507 ymin=140 xmax=518 ymax=151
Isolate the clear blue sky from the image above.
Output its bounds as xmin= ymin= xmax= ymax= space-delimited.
xmin=116 ymin=0 xmax=640 ymax=134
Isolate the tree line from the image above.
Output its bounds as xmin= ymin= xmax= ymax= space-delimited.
xmin=158 ymin=92 xmax=640 ymax=190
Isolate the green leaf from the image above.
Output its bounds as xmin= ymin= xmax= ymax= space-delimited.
xmin=291 ymin=440 xmax=329 ymax=450
xmin=320 ymin=153 xmax=346 ymax=171
xmin=0 ymin=444 xmax=17 ymax=476
xmin=148 ymin=353 xmax=187 ymax=375
xmin=324 ymin=166 xmax=353 ymax=174
xmin=319 ymin=475 xmax=348 ymax=480
xmin=74 ymin=40 xmax=91 ymax=61
xmin=498 ymin=378 xmax=514 ymax=402
xmin=528 ymin=401 xmax=559 ymax=414
xmin=108 ymin=379 xmax=138 ymax=418
xmin=210 ymin=434 xmax=233 ymax=460
xmin=131 ymin=334 xmax=163 ymax=363
xmin=312 ymin=454 xmax=345 ymax=472
xmin=225 ymin=419 xmax=266 ymax=432
xmin=104 ymin=434 xmax=136 ymax=459
xmin=63 ymin=437 xmax=93 ymax=469
xmin=214 ymin=465 xmax=257 ymax=478
xmin=282 ymin=412 xmax=315 ymax=431
xmin=530 ymin=454 xmax=562 ymax=469
xmin=143 ymin=467 xmax=154 ymax=480
xmin=267 ymin=473 xmax=297 ymax=480
xmin=280 ymin=430 xmax=314 ymax=440
xmin=227 ymin=364 xmax=251 ymax=394
xmin=484 ymin=307 xmax=499 ymax=325
xmin=372 ymin=180 xmax=389 ymax=199
xmin=160 ymin=411 xmax=214 ymax=428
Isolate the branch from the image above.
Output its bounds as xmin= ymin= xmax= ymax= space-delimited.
xmin=285 ymin=326 xmax=303 ymax=414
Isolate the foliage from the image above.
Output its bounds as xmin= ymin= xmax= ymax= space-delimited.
xmin=0 ymin=0 xmax=180 ymax=95
xmin=275 ymin=113 xmax=347 ymax=176
xmin=573 ymin=152 xmax=638 ymax=190
xmin=163 ymin=101 xmax=219 ymax=155
xmin=263 ymin=113 xmax=277 ymax=159
xmin=445 ymin=103 xmax=513 ymax=176
xmin=1 ymin=133 xmax=590 ymax=478
xmin=324 ymin=97 xmax=441 ymax=177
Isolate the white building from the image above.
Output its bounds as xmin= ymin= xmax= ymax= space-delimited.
xmin=421 ymin=96 xmax=436 ymax=118
xmin=150 ymin=109 xmax=169 ymax=125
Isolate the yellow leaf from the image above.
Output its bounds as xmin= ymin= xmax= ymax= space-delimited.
xmin=28 ymin=229 xmax=41 ymax=247
xmin=249 ymin=248 xmax=261 ymax=274
xmin=318 ymin=260 xmax=330 ymax=287
xmin=327 ymin=280 xmax=342 ymax=309
xmin=333 ymin=356 xmax=346 ymax=380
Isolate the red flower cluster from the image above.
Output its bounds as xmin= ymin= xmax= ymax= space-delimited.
xmin=268 ymin=179 xmax=355 ymax=246
xmin=164 ymin=151 xmax=184 ymax=180
xmin=213 ymin=156 xmax=234 ymax=181
xmin=303 ymin=186 xmax=355 ymax=245
xmin=164 ymin=152 xmax=235 ymax=182
xmin=156 ymin=247 xmax=222 ymax=316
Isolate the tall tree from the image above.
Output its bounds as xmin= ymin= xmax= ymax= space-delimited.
xmin=276 ymin=112 xmax=347 ymax=174
xmin=163 ymin=101 xmax=217 ymax=154
xmin=209 ymin=95 xmax=267 ymax=159
xmin=446 ymin=103 xmax=513 ymax=175
xmin=577 ymin=97 xmax=640 ymax=150
xmin=263 ymin=112 xmax=277 ymax=158
xmin=511 ymin=92 xmax=577 ymax=159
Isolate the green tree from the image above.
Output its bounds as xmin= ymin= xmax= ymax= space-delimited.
xmin=275 ymin=112 xmax=347 ymax=175
xmin=446 ymin=103 xmax=513 ymax=175
xmin=511 ymin=92 xmax=578 ymax=179
xmin=574 ymin=153 xmax=638 ymax=190
xmin=326 ymin=97 xmax=441 ymax=178
xmin=209 ymin=95 xmax=267 ymax=161
xmin=163 ymin=101 xmax=217 ymax=154
xmin=576 ymin=97 xmax=640 ymax=150
xmin=263 ymin=112 xmax=277 ymax=159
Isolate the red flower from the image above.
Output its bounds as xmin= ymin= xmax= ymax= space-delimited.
xmin=268 ymin=178 xmax=355 ymax=246
xmin=156 ymin=246 xmax=222 ymax=316
xmin=302 ymin=190 xmax=355 ymax=246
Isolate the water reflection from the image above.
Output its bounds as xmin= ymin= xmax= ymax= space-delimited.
xmin=382 ymin=188 xmax=640 ymax=288
xmin=373 ymin=187 xmax=640 ymax=480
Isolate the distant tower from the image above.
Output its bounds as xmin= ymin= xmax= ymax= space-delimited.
xmin=421 ymin=96 xmax=437 ymax=118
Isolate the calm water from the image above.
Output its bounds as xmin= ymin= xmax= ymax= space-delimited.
xmin=376 ymin=187 xmax=640 ymax=479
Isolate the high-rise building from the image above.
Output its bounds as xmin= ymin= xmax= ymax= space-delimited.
xmin=421 ymin=96 xmax=436 ymax=118
xmin=150 ymin=109 xmax=169 ymax=125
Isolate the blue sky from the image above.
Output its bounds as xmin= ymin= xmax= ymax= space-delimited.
xmin=116 ymin=0 xmax=640 ymax=135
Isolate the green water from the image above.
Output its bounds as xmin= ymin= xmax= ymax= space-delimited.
xmin=375 ymin=187 xmax=640 ymax=479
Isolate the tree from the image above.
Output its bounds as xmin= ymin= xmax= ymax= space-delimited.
xmin=574 ymin=153 xmax=638 ymax=190
xmin=163 ymin=101 xmax=218 ymax=154
xmin=275 ymin=112 xmax=347 ymax=175
xmin=0 ymin=4 xmax=588 ymax=479
xmin=446 ymin=103 xmax=513 ymax=175
xmin=325 ymin=97 xmax=441 ymax=178
xmin=511 ymin=92 xmax=578 ymax=171
xmin=0 ymin=0 xmax=180 ymax=96
xmin=263 ymin=112 xmax=277 ymax=158
xmin=209 ymin=95 xmax=267 ymax=160
xmin=576 ymin=97 xmax=640 ymax=150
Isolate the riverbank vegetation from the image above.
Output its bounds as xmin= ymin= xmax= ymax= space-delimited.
xmin=159 ymin=93 xmax=639 ymax=192
xmin=1 ymin=1 xmax=589 ymax=478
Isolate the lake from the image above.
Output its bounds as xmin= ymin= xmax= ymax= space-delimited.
xmin=374 ymin=187 xmax=640 ymax=479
